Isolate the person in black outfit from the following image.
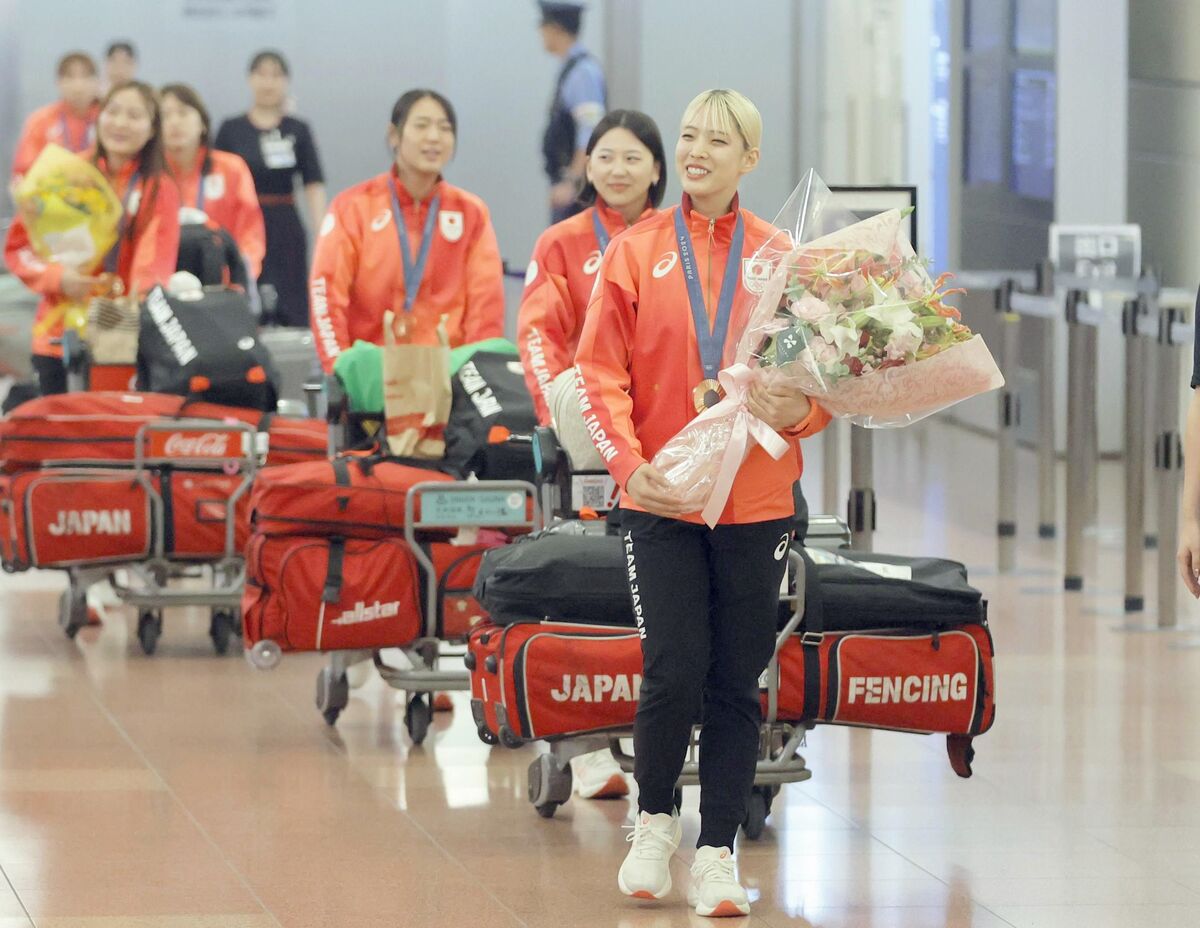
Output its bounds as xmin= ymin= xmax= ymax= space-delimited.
xmin=538 ymin=1 xmax=606 ymax=224
xmin=214 ymin=50 xmax=325 ymax=327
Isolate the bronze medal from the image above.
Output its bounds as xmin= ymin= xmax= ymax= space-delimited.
xmin=693 ymin=378 xmax=724 ymax=413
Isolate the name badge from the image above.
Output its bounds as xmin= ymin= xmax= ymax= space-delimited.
xmin=260 ymin=131 xmax=296 ymax=170
xmin=203 ymin=173 xmax=226 ymax=201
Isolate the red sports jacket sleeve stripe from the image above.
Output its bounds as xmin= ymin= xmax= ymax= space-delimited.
xmin=308 ymin=199 xmax=358 ymax=373
xmin=573 ymin=243 xmax=646 ymax=489
xmin=517 ymin=242 xmax=577 ymax=425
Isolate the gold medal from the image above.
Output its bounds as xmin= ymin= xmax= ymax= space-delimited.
xmin=693 ymin=378 xmax=724 ymax=413
xmin=393 ymin=314 xmax=411 ymax=341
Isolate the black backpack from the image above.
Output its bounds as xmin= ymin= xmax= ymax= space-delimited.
xmin=443 ymin=350 xmax=538 ymax=480
xmin=137 ymin=286 xmax=278 ymax=411
xmin=176 ymin=223 xmax=248 ymax=290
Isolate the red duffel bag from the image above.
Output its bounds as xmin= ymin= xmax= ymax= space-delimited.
xmin=248 ymin=456 xmax=453 ymax=538
xmin=164 ymin=470 xmax=251 ymax=559
xmin=0 ymin=392 xmax=186 ymax=472
xmin=465 ymin=620 xmax=643 ymax=747
xmin=242 ymin=533 xmax=423 ymax=652
xmin=0 ymin=468 xmax=153 ymax=568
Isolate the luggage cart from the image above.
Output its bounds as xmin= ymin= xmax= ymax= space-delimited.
xmin=57 ymin=418 xmax=257 ymax=655
xmin=523 ymin=548 xmax=813 ymax=839
xmin=247 ymin=479 xmax=542 ymax=742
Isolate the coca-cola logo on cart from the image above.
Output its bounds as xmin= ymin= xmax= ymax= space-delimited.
xmin=160 ymin=432 xmax=230 ymax=457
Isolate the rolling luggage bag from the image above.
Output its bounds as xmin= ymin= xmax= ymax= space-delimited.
xmin=242 ymin=533 xmax=422 ymax=652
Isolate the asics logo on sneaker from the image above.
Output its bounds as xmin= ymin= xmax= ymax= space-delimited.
xmin=47 ymin=509 xmax=132 ymax=537
xmin=550 ymin=673 xmax=642 ymax=703
xmin=847 ymin=672 xmax=969 ymax=705
xmin=331 ymin=600 xmax=401 ymax=626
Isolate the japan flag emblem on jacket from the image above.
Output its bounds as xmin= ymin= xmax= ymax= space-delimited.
xmin=439 ymin=210 xmax=464 ymax=243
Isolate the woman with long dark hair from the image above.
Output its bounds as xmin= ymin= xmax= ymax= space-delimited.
xmin=5 ymin=81 xmax=180 ymax=394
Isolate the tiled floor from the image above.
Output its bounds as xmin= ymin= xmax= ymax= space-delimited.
xmin=0 ymin=419 xmax=1197 ymax=927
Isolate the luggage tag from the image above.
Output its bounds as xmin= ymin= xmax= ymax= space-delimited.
xmin=259 ymin=130 xmax=297 ymax=170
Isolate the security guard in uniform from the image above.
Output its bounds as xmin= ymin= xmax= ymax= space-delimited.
xmin=539 ymin=1 xmax=607 ymax=224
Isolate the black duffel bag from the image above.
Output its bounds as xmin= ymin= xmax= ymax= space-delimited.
xmin=474 ymin=524 xmax=635 ymax=626
xmin=796 ymin=547 xmax=985 ymax=633
xmin=444 ymin=349 xmax=538 ymax=480
xmin=137 ymin=285 xmax=278 ymax=411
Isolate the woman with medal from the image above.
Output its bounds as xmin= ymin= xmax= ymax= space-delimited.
xmin=519 ymin=109 xmax=666 ymax=424
xmin=162 ymin=83 xmax=266 ymax=280
xmin=517 ymin=109 xmax=665 ymax=801
xmin=574 ymin=89 xmax=829 ymax=917
xmin=307 ymin=88 xmax=504 ymax=374
xmin=5 ymin=81 xmax=180 ymax=395
xmin=214 ymin=50 xmax=326 ymax=327
xmin=10 ymin=52 xmax=100 ymax=190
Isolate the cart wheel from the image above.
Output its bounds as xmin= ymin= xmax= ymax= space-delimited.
xmin=476 ymin=726 xmax=499 ymax=746
xmin=528 ymin=753 xmax=572 ymax=818
xmin=498 ymin=724 xmax=524 ymax=749
xmin=315 ymin=666 xmax=350 ymax=726
xmin=209 ymin=609 xmax=236 ymax=655
xmin=58 ymin=589 xmax=88 ymax=639
xmin=245 ymin=639 xmax=282 ymax=671
xmin=136 ymin=610 xmax=162 ymax=656
xmin=742 ymin=788 xmax=770 ymax=840
xmin=405 ymin=694 xmax=432 ymax=745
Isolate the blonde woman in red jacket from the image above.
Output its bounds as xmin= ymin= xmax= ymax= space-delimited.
xmin=575 ymin=89 xmax=829 ymax=917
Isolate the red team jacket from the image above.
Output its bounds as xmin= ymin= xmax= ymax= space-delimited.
xmin=308 ymin=170 xmax=506 ymax=373
xmin=168 ymin=148 xmax=267 ymax=278
xmin=517 ymin=199 xmax=655 ymax=424
xmin=10 ymin=101 xmax=99 ymax=181
xmin=5 ymin=157 xmax=181 ymax=357
xmin=573 ymin=195 xmax=831 ymax=525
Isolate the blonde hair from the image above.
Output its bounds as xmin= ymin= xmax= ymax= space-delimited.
xmin=680 ymin=89 xmax=762 ymax=151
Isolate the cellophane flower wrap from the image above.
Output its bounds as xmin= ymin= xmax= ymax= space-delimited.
xmin=652 ymin=170 xmax=1004 ymax=526
xmin=13 ymin=144 xmax=124 ymax=338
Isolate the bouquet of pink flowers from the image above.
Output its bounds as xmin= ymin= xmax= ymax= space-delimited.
xmin=652 ymin=171 xmax=1004 ymax=525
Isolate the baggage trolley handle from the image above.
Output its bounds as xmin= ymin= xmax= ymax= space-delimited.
xmin=404 ymin=480 xmax=541 ymax=639
xmin=133 ymin=420 xmax=258 ymax=562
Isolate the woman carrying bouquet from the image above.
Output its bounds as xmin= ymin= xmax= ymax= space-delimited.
xmin=307 ymin=88 xmax=505 ymax=374
xmin=5 ymin=81 xmax=180 ymax=395
xmin=574 ymin=89 xmax=829 ymax=917
xmin=517 ymin=109 xmax=665 ymax=801
xmin=162 ymin=83 xmax=266 ymax=279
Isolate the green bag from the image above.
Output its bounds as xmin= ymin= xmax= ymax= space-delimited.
xmin=332 ymin=340 xmax=384 ymax=413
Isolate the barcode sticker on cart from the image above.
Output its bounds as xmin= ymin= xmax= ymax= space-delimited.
xmin=572 ymin=474 xmax=619 ymax=512
xmin=420 ymin=489 xmax=528 ymax=526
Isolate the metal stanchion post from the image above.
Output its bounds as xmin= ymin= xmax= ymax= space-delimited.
xmin=1063 ymin=289 xmax=1091 ymax=591
xmin=1035 ymin=260 xmax=1057 ymax=539
xmin=1155 ymin=305 xmax=1187 ymax=629
xmin=822 ymin=419 xmax=840 ymax=516
xmin=847 ymin=427 xmax=875 ymax=552
xmin=996 ymin=280 xmax=1020 ymax=573
xmin=1085 ymin=320 xmax=1101 ymax=528
xmin=1122 ymin=297 xmax=1149 ymax=614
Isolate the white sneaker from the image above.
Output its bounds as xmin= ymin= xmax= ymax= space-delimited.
xmin=617 ymin=810 xmax=681 ymax=900
xmin=571 ymin=749 xmax=629 ymax=799
xmin=688 ymin=846 xmax=750 ymax=917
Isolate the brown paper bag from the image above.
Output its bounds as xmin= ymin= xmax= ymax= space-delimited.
xmin=381 ymin=310 xmax=452 ymax=459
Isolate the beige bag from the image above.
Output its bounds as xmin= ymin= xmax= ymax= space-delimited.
xmin=84 ymin=294 xmax=139 ymax=364
xmin=381 ymin=310 xmax=452 ymax=459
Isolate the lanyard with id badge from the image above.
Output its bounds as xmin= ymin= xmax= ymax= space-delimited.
xmin=259 ymin=128 xmax=297 ymax=170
